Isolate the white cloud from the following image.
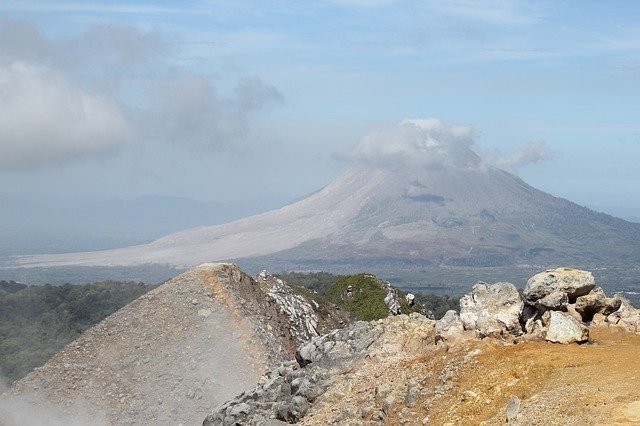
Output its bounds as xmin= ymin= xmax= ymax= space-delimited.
xmin=341 ymin=118 xmax=480 ymax=170
xmin=0 ymin=19 xmax=284 ymax=171
xmin=340 ymin=119 xmax=554 ymax=173
xmin=0 ymin=62 xmax=130 ymax=171
xmin=485 ymin=141 xmax=554 ymax=171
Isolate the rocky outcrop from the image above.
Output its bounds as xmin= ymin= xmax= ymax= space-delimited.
xmin=607 ymin=295 xmax=640 ymax=333
xmin=204 ymin=314 xmax=436 ymax=425
xmin=517 ymin=267 xmax=639 ymax=343
xmin=261 ymin=274 xmax=321 ymax=345
xmin=459 ymin=281 xmax=524 ymax=338
xmin=524 ymin=267 xmax=595 ymax=303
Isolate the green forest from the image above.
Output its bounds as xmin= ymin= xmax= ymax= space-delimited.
xmin=0 ymin=280 xmax=156 ymax=383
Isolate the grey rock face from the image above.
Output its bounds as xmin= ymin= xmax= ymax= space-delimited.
xmin=524 ymin=268 xmax=595 ymax=303
xmin=545 ymin=311 xmax=589 ymax=343
xmin=204 ymin=314 xmax=436 ymax=425
xmin=459 ymin=281 xmax=524 ymax=338
xmin=263 ymin=274 xmax=321 ymax=344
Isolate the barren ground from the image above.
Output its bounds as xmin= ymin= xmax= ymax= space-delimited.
xmin=301 ymin=326 xmax=640 ymax=425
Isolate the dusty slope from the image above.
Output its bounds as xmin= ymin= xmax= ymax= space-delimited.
xmin=11 ymin=167 xmax=388 ymax=267
xmin=208 ymin=312 xmax=640 ymax=426
xmin=300 ymin=326 xmax=640 ymax=426
xmin=1 ymin=263 xmax=340 ymax=426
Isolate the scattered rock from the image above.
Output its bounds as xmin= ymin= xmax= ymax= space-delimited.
xmin=435 ymin=310 xmax=470 ymax=343
xmin=607 ymin=295 xmax=640 ymax=333
xmin=406 ymin=293 xmax=416 ymax=306
xmin=384 ymin=290 xmax=402 ymax=315
xmin=459 ymin=282 xmax=524 ymax=338
xmin=545 ymin=311 xmax=589 ymax=343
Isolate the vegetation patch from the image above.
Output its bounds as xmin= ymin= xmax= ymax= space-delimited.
xmin=0 ymin=280 xmax=156 ymax=383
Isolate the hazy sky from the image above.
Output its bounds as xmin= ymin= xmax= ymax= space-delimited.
xmin=1 ymin=1 xmax=639 ymax=216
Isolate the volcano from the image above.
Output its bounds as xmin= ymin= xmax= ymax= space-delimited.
xmin=11 ymin=119 xmax=640 ymax=278
xmin=12 ymin=164 xmax=640 ymax=271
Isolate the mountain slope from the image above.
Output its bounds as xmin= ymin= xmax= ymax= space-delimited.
xmin=11 ymin=165 xmax=640 ymax=273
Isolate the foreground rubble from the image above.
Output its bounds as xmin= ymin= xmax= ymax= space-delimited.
xmin=208 ymin=267 xmax=640 ymax=425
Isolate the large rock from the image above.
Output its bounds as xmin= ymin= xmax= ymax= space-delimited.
xmin=535 ymin=291 xmax=569 ymax=311
xmin=435 ymin=310 xmax=470 ymax=343
xmin=545 ymin=311 xmax=589 ymax=343
xmin=524 ymin=268 xmax=595 ymax=303
xmin=607 ymin=296 xmax=640 ymax=333
xmin=459 ymin=282 xmax=524 ymax=338
xmin=575 ymin=287 xmax=622 ymax=321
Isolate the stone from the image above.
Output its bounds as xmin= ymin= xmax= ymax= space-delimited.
xmin=535 ymin=291 xmax=568 ymax=311
xmin=375 ymin=383 xmax=393 ymax=403
xmin=591 ymin=312 xmax=607 ymax=326
xmin=459 ymin=282 xmax=524 ymax=338
xmin=384 ymin=291 xmax=402 ymax=315
xmin=435 ymin=310 xmax=469 ymax=343
xmin=505 ymin=395 xmax=520 ymax=423
xmin=276 ymin=396 xmax=309 ymax=423
xmin=575 ymin=287 xmax=622 ymax=321
xmin=524 ymin=268 xmax=595 ymax=303
xmin=405 ymin=293 xmax=416 ymax=306
xmin=545 ymin=311 xmax=589 ymax=343
xmin=405 ymin=383 xmax=421 ymax=407
xmin=296 ymin=340 xmax=323 ymax=367
xmin=462 ymin=390 xmax=478 ymax=401
xmin=607 ymin=296 xmax=640 ymax=333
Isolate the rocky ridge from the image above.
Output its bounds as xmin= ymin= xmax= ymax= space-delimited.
xmin=207 ymin=267 xmax=640 ymax=425
xmin=1 ymin=263 xmax=346 ymax=425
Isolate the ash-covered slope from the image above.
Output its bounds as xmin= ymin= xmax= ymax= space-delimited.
xmin=13 ymin=164 xmax=640 ymax=271
xmin=1 ymin=263 xmax=344 ymax=425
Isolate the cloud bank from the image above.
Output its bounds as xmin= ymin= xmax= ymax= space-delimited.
xmin=342 ymin=118 xmax=480 ymax=170
xmin=0 ymin=62 xmax=130 ymax=171
xmin=0 ymin=19 xmax=283 ymax=171
xmin=341 ymin=118 xmax=552 ymax=173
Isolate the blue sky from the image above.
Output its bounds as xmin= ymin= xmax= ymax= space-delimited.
xmin=1 ymin=1 xmax=639 ymax=216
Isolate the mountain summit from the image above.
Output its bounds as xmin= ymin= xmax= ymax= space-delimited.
xmin=11 ymin=119 xmax=640 ymax=276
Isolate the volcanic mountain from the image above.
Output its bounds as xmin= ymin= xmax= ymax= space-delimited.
xmin=12 ymin=165 xmax=640 ymax=271
xmin=10 ymin=118 xmax=640 ymax=280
